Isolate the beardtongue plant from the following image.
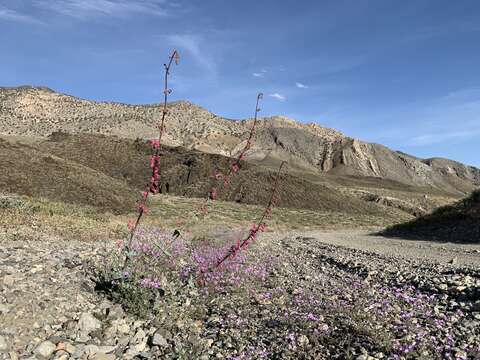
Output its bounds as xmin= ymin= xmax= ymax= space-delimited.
xmin=124 ymin=50 xmax=180 ymax=266
xmin=213 ymin=161 xmax=285 ymax=269
xmin=198 ymin=92 xmax=264 ymax=215
xmin=99 ymin=50 xmax=287 ymax=317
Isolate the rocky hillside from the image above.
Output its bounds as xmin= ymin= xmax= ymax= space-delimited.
xmin=2 ymin=133 xmax=408 ymax=218
xmin=1 ymin=86 xmax=479 ymax=195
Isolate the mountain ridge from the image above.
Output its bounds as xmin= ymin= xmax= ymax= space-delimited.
xmin=1 ymin=85 xmax=478 ymax=195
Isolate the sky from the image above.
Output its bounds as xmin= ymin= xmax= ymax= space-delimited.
xmin=1 ymin=0 xmax=479 ymax=167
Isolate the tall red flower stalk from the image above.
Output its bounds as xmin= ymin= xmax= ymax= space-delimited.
xmin=127 ymin=50 xmax=180 ymax=251
xmin=200 ymin=93 xmax=263 ymax=213
xmin=214 ymin=161 xmax=286 ymax=269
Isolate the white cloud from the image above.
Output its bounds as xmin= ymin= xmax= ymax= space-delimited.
xmin=269 ymin=93 xmax=286 ymax=101
xmin=0 ymin=6 xmax=44 ymax=24
xmin=296 ymin=82 xmax=308 ymax=89
xmin=253 ymin=69 xmax=267 ymax=77
xmin=166 ymin=34 xmax=217 ymax=76
xmin=34 ymin=0 xmax=169 ymax=20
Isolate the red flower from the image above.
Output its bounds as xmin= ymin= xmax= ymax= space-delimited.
xmin=150 ymin=155 xmax=160 ymax=169
xmin=148 ymin=139 xmax=160 ymax=149
xmin=127 ymin=219 xmax=135 ymax=231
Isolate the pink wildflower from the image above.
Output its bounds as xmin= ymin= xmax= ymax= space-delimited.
xmin=137 ymin=203 xmax=148 ymax=214
xmin=231 ymin=163 xmax=239 ymax=174
xmin=223 ymin=175 xmax=231 ymax=187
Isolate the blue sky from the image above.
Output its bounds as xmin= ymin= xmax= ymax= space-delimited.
xmin=1 ymin=0 xmax=479 ymax=167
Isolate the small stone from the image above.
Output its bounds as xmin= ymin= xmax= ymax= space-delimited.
xmin=65 ymin=343 xmax=76 ymax=354
xmin=78 ymin=312 xmax=102 ymax=334
xmin=2 ymin=275 xmax=14 ymax=287
xmin=449 ymin=257 xmax=457 ymax=265
xmin=71 ymin=344 xmax=85 ymax=359
xmin=438 ymin=283 xmax=448 ymax=291
xmin=298 ymin=334 xmax=309 ymax=346
xmin=117 ymin=323 xmax=130 ymax=335
xmin=150 ymin=332 xmax=168 ymax=347
xmin=84 ymin=344 xmax=100 ymax=356
xmin=205 ymin=339 xmax=214 ymax=348
xmin=34 ymin=341 xmax=56 ymax=359
xmin=103 ymin=326 xmax=117 ymax=339
xmin=53 ymin=350 xmax=69 ymax=360
xmin=0 ymin=336 xmax=8 ymax=352
xmin=131 ymin=329 xmax=148 ymax=352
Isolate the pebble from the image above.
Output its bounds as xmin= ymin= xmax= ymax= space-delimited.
xmin=34 ymin=341 xmax=56 ymax=359
xmin=0 ymin=336 xmax=8 ymax=352
xmin=150 ymin=332 xmax=168 ymax=347
xmin=78 ymin=312 xmax=102 ymax=334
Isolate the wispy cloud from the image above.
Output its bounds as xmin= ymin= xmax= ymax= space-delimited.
xmin=166 ymin=34 xmax=217 ymax=76
xmin=269 ymin=93 xmax=286 ymax=101
xmin=252 ymin=69 xmax=267 ymax=78
xmin=296 ymin=82 xmax=308 ymax=89
xmin=34 ymin=0 xmax=169 ymax=20
xmin=410 ymin=129 xmax=480 ymax=146
xmin=0 ymin=5 xmax=44 ymax=24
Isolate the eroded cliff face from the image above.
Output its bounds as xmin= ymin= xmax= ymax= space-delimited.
xmin=1 ymin=86 xmax=479 ymax=194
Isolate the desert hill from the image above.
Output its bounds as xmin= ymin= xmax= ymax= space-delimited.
xmin=383 ymin=190 xmax=480 ymax=242
xmin=1 ymin=86 xmax=478 ymax=196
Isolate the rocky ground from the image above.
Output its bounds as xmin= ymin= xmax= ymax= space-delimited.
xmin=1 ymin=229 xmax=480 ymax=359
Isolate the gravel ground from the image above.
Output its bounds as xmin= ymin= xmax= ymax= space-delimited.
xmin=1 ymin=229 xmax=479 ymax=359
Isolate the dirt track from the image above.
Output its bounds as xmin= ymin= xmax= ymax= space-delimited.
xmin=297 ymin=229 xmax=480 ymax=268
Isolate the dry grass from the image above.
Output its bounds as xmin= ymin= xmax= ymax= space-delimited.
xmin=0 ymin=193 xmax=411 ymax=245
